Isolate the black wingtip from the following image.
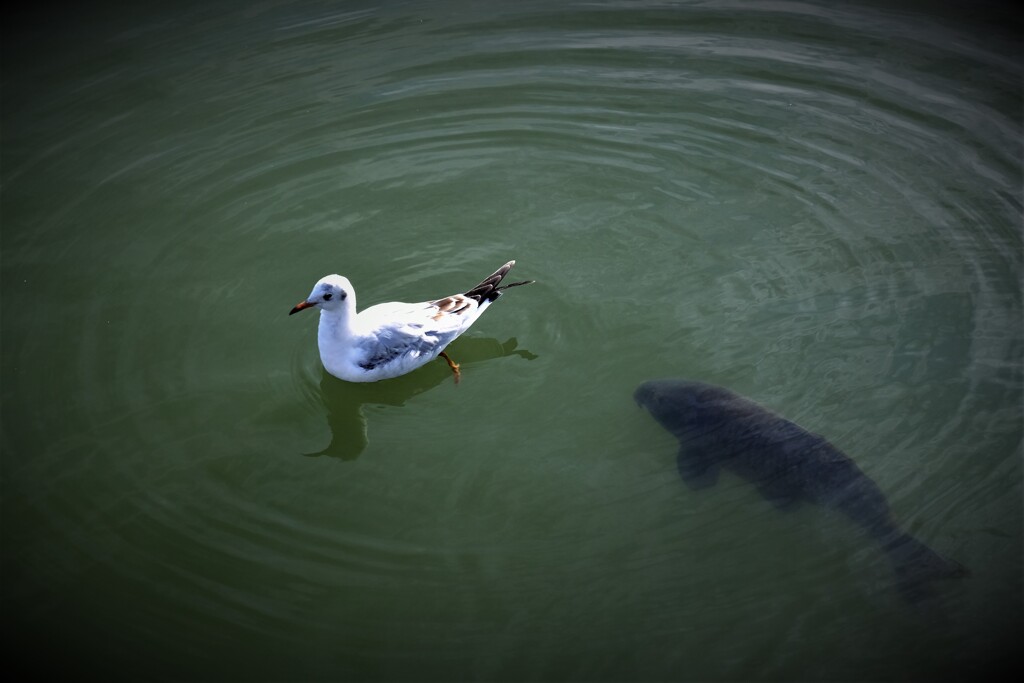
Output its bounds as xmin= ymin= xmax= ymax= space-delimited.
xmin=497 ymin=279 xmax=534 ymax=290
xmin=463 ymin=262 xmax=533 ymax=304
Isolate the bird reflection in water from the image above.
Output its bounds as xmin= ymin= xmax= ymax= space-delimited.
xmin=305 ymin=336 xmax=536 ymax=461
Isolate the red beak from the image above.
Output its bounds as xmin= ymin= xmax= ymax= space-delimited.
xmin=289 ymin=300 xmax=317 ymax=315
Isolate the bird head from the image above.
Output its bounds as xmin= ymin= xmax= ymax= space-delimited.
xmin=290 ymin=274 xmax=353 ymax=315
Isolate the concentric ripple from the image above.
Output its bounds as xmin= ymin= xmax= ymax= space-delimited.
xmin=2 ymin=1 xmax=1020 ymax=680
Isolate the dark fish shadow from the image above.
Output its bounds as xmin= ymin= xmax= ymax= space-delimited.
xmin=305 ymin=337 xmax=537 ymax=461
xmin=634 ymin=378 xmax=969 ymax=607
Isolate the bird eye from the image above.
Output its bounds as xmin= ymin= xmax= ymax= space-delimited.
xmin=323 ymin=293 xmax=333 ymax=301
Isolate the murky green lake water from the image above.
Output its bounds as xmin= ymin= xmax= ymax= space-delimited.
xmin=3 ymin=1 xmax=1021 ymax=680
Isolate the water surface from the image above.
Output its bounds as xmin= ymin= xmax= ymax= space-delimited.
xmin=2 ymin=1 xmax=1021 ymax=680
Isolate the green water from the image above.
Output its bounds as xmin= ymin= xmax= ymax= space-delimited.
xmin=2 ymin=1 xmax=1021 ymax=680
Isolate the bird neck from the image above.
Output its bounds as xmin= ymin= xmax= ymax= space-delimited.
xmin=317 ymin=302 xmax=357 ymax=345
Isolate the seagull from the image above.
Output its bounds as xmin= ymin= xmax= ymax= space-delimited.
xmin=290 ymin=260 xmax=533 ymax=383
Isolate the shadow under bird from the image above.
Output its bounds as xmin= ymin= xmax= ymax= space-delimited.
xmin=290 ymin=260 xmax=533 ymax=383
xmin=634 ymin=378 xmax=968 ymax=602
xmin=308 ymin=336 xmax=538 ymax=461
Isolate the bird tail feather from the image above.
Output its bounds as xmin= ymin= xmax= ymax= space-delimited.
xmin=464 ymin=260 xmax=535 ymax=303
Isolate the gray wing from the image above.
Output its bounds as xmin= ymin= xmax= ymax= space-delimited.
xmin=356 ymin=322 xmax=459 ymax=371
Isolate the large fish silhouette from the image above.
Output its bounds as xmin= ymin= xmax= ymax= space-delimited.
xmin=634 ymin=379 xmax=968 ymax=601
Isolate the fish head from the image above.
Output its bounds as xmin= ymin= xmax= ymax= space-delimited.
xmin=634 ymin=379 xmax=726 ymax=432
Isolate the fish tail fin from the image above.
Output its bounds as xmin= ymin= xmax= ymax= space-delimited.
xmin=884 ymin=533 xmax=969 ymax=603
xmin=464 ymin=261 xmax=534 ymax=304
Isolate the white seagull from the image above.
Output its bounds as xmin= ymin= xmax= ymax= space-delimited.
xmin=290 ymin=260 xmax=533 ymax=382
